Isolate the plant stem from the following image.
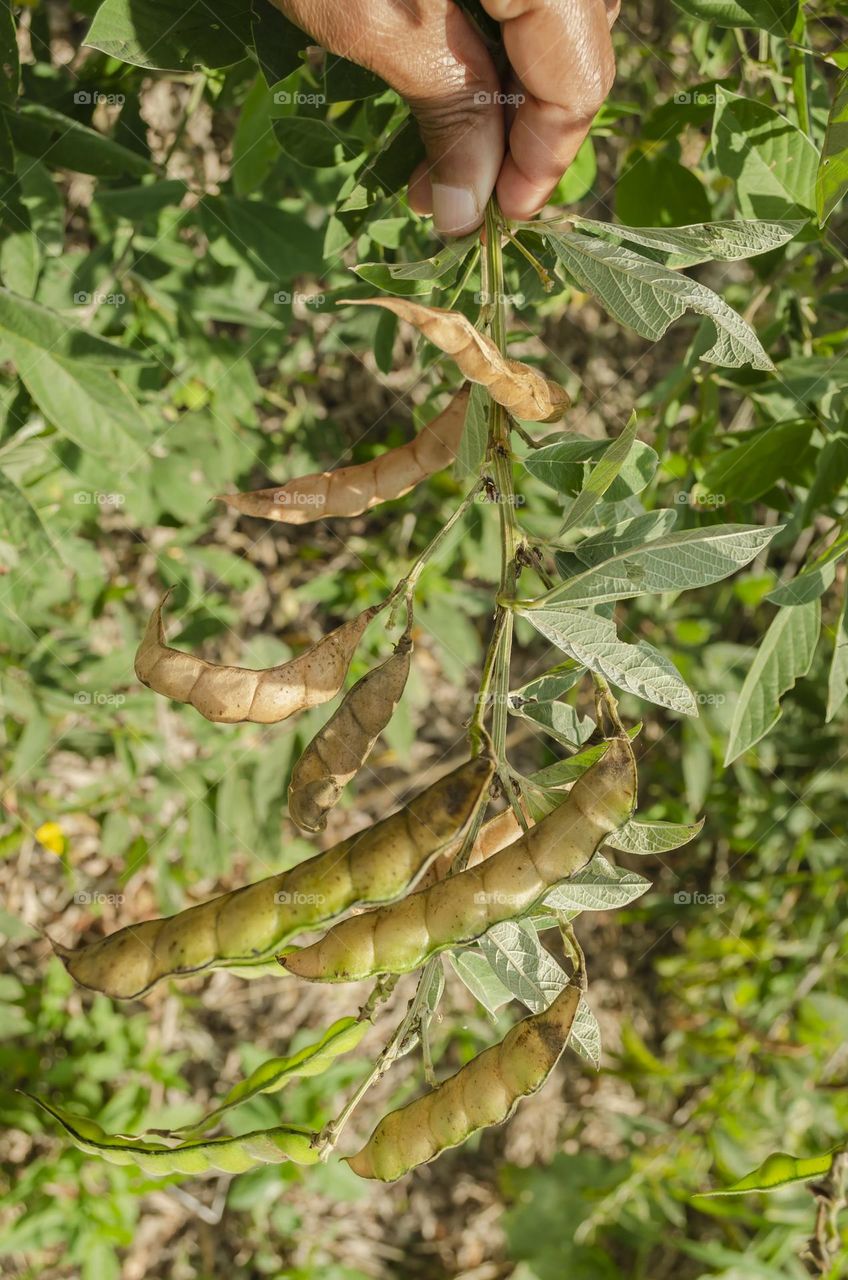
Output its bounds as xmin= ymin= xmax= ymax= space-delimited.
xmin=790 ymin=14 xmax=811 ymax=137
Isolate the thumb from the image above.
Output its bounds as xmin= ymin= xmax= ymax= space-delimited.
xmin=401 ymin=12 xmax=505 ymax=235
xmin=268 ymin=0 xmax=504 ymax=236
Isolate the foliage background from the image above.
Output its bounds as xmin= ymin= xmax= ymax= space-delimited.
xmin=1 ymin=0 xmax=848 ymax=1276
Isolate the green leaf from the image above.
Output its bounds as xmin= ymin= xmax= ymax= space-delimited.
xmin=524 ymin=434 xmax=657 ymax=499
xmin=518 ymin=605 xmax=698 ymax=715
xmin=560 ymin=412 xmax=640 ymax=535
xmin=175 ymin=1018 xmax=369 ymax=1138
xmin=701 ymin=421 xmax=813 ymax=503
xmin=574 ymin=510 xmax=678 ymax=567
xmin=0 ymin=471 xmax=55 ymax=573
xmin=701 ymin=1149 xmax=836 ymax=1196
xmin=550 ymin=135 xmax=596 ymax=203
xmin=615 ymin=151 xmax=711 ymax=228
xmin=767 ymin=529 xmax=848 ymax=606
xmin=571 ymin=215 xmax=804 ymax=268
xmin=670 ymin=0 xmax=798 ymax=36
xmin=724 ymin=601 xmax=821 ymax=763
xmin=535 ymin=525 xmax=779 ymax=607
xmin=94 ymin=179 xmax=188 ymax=222
xmin=200 ymin=195 xmax=324 ymax=281
xmin=606 ymin=817 xmax=705 ymax=855
xmin=512 ymin=700 xmax=595 ymax=750
xmin=543 ymin=854 xmax=651 ymax=914
xmin=570 ymin=1001 xmax=602 ymax=1069
xmin=478 ymin=919 xmax=570 ymax=1013
xmin=250 ymin=0 xmax=310 ymax=86
xmin=448 ymin=951 xmax=515 ymax=1015
xmin=355 ymin=234 xmax=477 ymax=287
xmin=544 ymin=227 xmax=773 ymax=370
xmin=818 ymin=70 xmax=848 ymax=225
xmin=85 ymin=0 xmax=251 ymax=70
xmin=510 ymin=661 xmax=584 ymax=705
xmin=0 ymin=0 xmax=18 ymax=108
xmin=0 ymin=289 xmax=147 ymax=366
xmin=826 ymin=582 xmax=848 ymax=722
xmin=26 ymin=1094 xmax=319 ymax=1175
xmin=454 ymin=382 xmax=488 ymax=480
xmin=711 ymin=87 xmax=818 ymax=218
xmin=5 ymin=103 xmax=153 ymax=178
xmin=270 ymin=114 xmax=351 ymax=169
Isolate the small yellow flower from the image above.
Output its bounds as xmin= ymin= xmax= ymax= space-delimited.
xmin=35 ymin=822 xmax=65 ymax=856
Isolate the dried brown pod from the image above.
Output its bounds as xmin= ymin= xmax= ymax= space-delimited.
xmin=134 ymin=595 xmax=377 ymax=724
xmin=219 ymin=387 xmax=470 ymax=524
xmin=342 ymin=298 xmax=569 ymax=422
xmin=288 ymin=633 xmax=414 ymax=832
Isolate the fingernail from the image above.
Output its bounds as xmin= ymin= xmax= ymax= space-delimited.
xmin=431 ymin=183 xmax=481 ymax=236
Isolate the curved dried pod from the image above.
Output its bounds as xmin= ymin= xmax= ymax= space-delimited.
xmin=52 ymin=752 xmax=494 ymax=1000
xmin=347 ymin=981 xmax=582 ymax=1181
xmin=342 ymin=298 xmax=569 ymax=423
xmin=219 ymin=386 xmax=470 ymax=523
xmin=281 ymin=736 xmax=636 ymax=983
xmin=134 ymin=594 xmax=377 ymax=724
xmin=289 ymin=633 xmax=414 ymax=833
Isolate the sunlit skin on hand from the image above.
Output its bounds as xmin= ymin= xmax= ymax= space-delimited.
xmin=270 ymin=0 xmax=619 ymax=235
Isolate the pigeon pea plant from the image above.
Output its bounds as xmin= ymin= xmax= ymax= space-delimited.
xmin=39 ymin=186 xmax=792 ymax=1178
xmin=2 ymin=0 xmax=848 ymax=1252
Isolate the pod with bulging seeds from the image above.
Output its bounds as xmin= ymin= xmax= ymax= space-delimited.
xmin=346 ymin=981 xmax=582 ymax=1181
xmin=288 ymin=633 xmax=413 ymax=833
xmin=219 ymin=386 xmax=470 ymax=523
xmin=342 ymin=298 xmax=569 ymax=423
xmin=281 ymin=736 xmax=636 ymax=983
xmin=53 ymin=753 xmax=494 ymax=1000
xmin=134 ymin=595 xmax=377 ymax=724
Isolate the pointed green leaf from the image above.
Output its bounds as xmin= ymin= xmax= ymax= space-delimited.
xmin=543 ymin=227 xmax=773 ymax=369
xmin=560 ymin=412 xmax=640 ymax=534
xmin=767 ymin=529 xmax=848 ymax=606
xmin=607 ymin=817 xmax=705 ymax=855
xmin=519 ymin=605 xmax=698 ymax=715
xmin=817 ymin=70 xmax=848 ymax=226
xmin=535 ymin=525 xmax=779 ymax=607
xmin=826 ymin=583 xmax=848 ymax=722
xmin=725 ymin=601 xmax=821 ymax=763
xmin=544 ymin=854 xmax=651 ymax=914
xmin=571 ymin=215 xmax=804 ymax=267
xmin=712 ymin=87 xmax=818 ymax=218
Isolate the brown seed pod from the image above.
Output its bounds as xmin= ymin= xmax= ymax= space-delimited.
xmin=134 ymin=595 xmax=377 ymax=724
xmin=218 ymin=387 xmax=470 ymax=524
xmin=346 ymin=981 xmax=582 ymax=1181
xmin=341 ymin=298 xmax=569 ymax=423
xmin=52 ymin=752 xmax=494 ymax=1001
xmin=288 ymin=633 xmax=414 ymax=833
xmin=281 ymin=736 xmax=637 ymax=983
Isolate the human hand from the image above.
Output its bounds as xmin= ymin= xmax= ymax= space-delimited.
xmin=269 ymin=0 xmax=618 ymax=235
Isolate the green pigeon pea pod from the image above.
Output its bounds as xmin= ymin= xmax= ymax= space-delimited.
xmin=219 ymin=386 xmax=470 ymax=523
xmin=26 ymin=1093 xmax=318 ymax=1176
xmin=53 ymin=752 xmax=495 ymax=1000
xmin=281 ymin=736 xmax=636 ymax=984
xmin=342 ymin=298 xmax=569 ymax=423
xmin=288 ymin=633 xmax=414 ymax=833
xmin=346 ymin=981 xmax=582 ymax=1181
xmin=134 ymin=593 xmax=378 ymax=724
xmin=171 ymin=1016 xmax=370 ymax=1139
